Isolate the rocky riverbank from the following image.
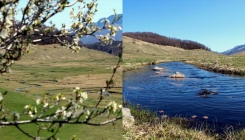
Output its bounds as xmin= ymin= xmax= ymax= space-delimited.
xmin=123 ymin=58 xmax=245 ymax=77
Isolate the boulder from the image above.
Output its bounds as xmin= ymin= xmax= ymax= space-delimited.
xmin=198 ymin=89 xmax=218 ymax=96
xmin=152 ymin=66 xmax=164 ymax=71
xmin=122 ymin=108 xmax=135 ymax=128
xmin=169 ymin=71 xmax=185 ymax=78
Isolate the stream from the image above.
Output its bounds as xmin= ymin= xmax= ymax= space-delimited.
xmin=123 ymin=62 xmax=245 ymax=131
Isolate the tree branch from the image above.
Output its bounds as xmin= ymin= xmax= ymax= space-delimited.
xmin=15 ymin=124 xmax=35 ymax=139
xmin=0 ymin=116 xmax=122 ymax=126
xmin=65 ymin=0 xmax=79 ymax=7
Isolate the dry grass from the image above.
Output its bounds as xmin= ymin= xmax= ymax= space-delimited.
xmin=122 ymin=106 xmax=216 ymax=140
xmin=123 ymin=36 xmax=245 ymax=75
xmin=1 ymin=44 xmax=122 ymax=98
xmin=122 ymin=105 xmax=245 ymax=140
xmin=123 ymin=36 xmax=224 ymax=71
xmin=124 ymin=122 xmax=216 ymax=140
xmin=232 ymin=51 xmax=245 ymax=56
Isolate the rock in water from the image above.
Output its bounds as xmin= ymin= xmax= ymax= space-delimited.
xmin=169 ymin=71 xmax=185 ymax=78
xmin=152 ymin=66 xmax=164 ymax=71
xmin=198 ymin=89 xmax=218 ymax=97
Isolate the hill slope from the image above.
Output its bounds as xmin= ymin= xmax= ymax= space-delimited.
xmin=123 ymin=36 xmax=245 ymax=76
xmin=80 ymin=41 xmax=122 ymax=56
xmin=232 ymin=51 xmax=245 ymax=56
xmin=123 ymin=36 xmax=223 ymax=70
xmin=222 ymin=44 xmax=245 ymax=55
xmin=2 ymin=44 xmax=122 ymax=95
xmin=124 ymin=32 xmax=210 ymax=51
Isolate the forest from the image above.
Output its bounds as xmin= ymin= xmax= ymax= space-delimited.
xmin=123 ymin=32 xmax=211 ymax=51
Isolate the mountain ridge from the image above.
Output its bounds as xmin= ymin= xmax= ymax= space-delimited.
xmin=222 ymin=44 xmax=245 ymax=55
xmin=78 ymin=14 xmax=122 ymax=56
xmin=79 ymin=14 xmax=122 ymax=44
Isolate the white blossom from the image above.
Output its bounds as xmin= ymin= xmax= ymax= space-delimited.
xmin=86 ymin=110 xmax=90 ymax=115
xmin=43 ymin=102 xmax=49 ymax=108
xmin=34 ymin=29 xmax=40 ymax=32
xmin=36 ymin=99 xmax=41 ymax=104
xmin=73 ymin=87 xmax=80 ymax=92
xmin=70 ymin=8 xmax=74 ymax=15
xmin=118 ymin=26 xmax=122 ymax=30
xmin=55 ymin=93 xmax=66 ymax=101
xmin=20 ymin=25 xmax=26 ymax=31
xmin=106 ymin=101 xmax=117 ymax=113
xmin=66 ymin=111 xmax=72 ymax=118
xmin=79 ymin=91 xmax=88 ymax=103
xmin=0 ymin=29 xmax=8 ymax=39
xmin=118 ymin=105 xmax=122 ymax=109
xmin=24 ymin=105 xmax=29 ymax=109
xmin=24 ymin=105 xmax=37 ymax=118
xmin=55 ymin=106 xmax=67 ymax=119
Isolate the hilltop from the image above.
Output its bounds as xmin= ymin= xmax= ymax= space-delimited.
xmin=124 ymin=32 xmax=210 ymax=51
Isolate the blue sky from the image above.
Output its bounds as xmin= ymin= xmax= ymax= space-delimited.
xmin=123 ymin=0 xmax=245 ymax=52
xmin=16 ymin=0 xmax=122 ymax=29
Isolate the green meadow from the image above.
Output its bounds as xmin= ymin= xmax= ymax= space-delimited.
xmin=0 ymin=44 xmax=122 ymax=140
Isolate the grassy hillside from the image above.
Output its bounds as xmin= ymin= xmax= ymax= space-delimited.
xmin=0 ymin=44 xmax=122 ymax=140
xmin=123 ymin=36 xmax=245 ymax=75
xmin=123 ymin=36 xmax=220 ymax=68
xmin=232 ymin=51 xmax=245 ymax=56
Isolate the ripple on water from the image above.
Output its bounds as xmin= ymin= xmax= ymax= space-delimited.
xmin=123 ymin=62 xmax=245 ymax=128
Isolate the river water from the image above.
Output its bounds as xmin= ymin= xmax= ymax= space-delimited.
xmin=123 ymin=62 xmax=245 ymax=130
